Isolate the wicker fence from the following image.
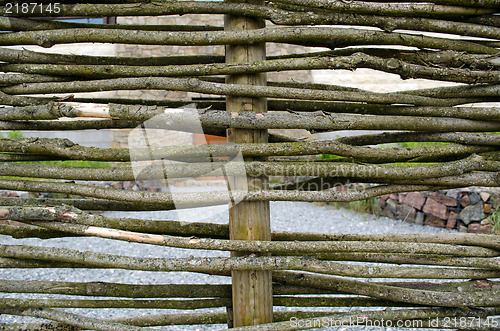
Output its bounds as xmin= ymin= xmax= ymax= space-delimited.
xmin=0 ymin=0 xmax=499 ymax=329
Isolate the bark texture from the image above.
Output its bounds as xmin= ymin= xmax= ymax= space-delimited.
xmin=0 ymin=1 xmax=499 ymax=329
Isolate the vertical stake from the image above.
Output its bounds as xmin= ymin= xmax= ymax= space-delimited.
xmin=225 ymin=0 xmax=273 ymax=327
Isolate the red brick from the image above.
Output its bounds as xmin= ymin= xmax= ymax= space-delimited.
xmin=433 ymin=193 xmax=457 ymax=207
xmin=112 ymin=182 xmax=123 ymax=189
xmin=402 ymin=192 xmax=426 ymax=210
xmin=467 ymin=222 xmax=480 ymax=233
xmin=446 ymin=211 xmax=458 ymax=230
xmin=423 ymin=198 xmax=448 ymax=220
xmin=382 ymin=208 xmax=395 ymax=219
xmin=425 ymin=215 xmax=446 ymax=228
xmin=379 ymin=198 xmax=387 ymax=208
xmin=460 ymin=194 xmax=470 ymax=207
xmin=479 ymin=224 xmax=493 ymax=234
xmin=386 ymin=198 xmax=397 ymax=213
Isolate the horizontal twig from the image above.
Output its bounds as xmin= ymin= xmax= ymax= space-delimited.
xmin=2 ymin=52 xmax=499 ymax=84
xmin=4 ymin=103 xmax=500 ymax=133
xmin=356 ymin=48 xmax=500 ymax=71
xmin=384 ymin=0 xmax=500 ymax=9
xmin=0 ymin=1 xmax=496 ymax=18
xmin=338 ymin=131 xmax=500 ymax=146
xmin=0 ymin=45 xmax=224 ymax=66
xmin=1 ymin=76 xmax=450 ymax=106
xmin=2 ymin=8 xmax=500 ymax=43
xmin=0 ymin=283 xmax=463 ymax=309
xmin=273 ymin=270 xmax=500 ymax=309
xmin=318 ymin=252 xmax=500 ymax=270
xmin=0 ymin=178 xmax=453 ymax=206
xmin=0 ymin=73 xmax=69 ymax=86
xmin=280 ymin=172 xmax=500 ymax=190
xmin=0 ymin=297 xmax=231 ymax=309
xmin=0 ymin=311 xmax=227 ymax=330
xmin=2 ymin=206 xmax=499 ymax=249
xmin=0 ymin=26 xmax=496 ymax=54
xmin=0 ymin=17 xmax=222 ymax=32
xmin=0 ymin=224 xmax=71 ymax=240
xmin=0 ymin=197 xmax=180 ymax=211
xmin=112 ymin=105 xmax=500 ymax=131
xmin=0 ymin=311 xmax=343 ymax=330
xmin=0 ymin=154 xmax=489 ymax=182
xmin=0 ymin=296 xmax=440 ymax=309
xmin=1 ymin=243 xmax=498 ymax=281
xmin=227 ymin=305 xmax=500 ymax=331
xmin=1 ymin=220 xmax=496 ymax=256
xmin=0 ymin=307 xmax=156 ymax=331
xmin=402 ymin=83 xmax=500 ymax=99
xmin=0 ymin=137 xmax=494 ymax=163
xmin=271 ymin=0 xmax=495 ymax=16
xmin=0 ymin=90 xmax=52 ymax=106
xmin=37 ymin=97 xmax=499 ymax=121
xmin=0 ymin=256 xmax=94 ymax=269
xmin=0 ymin=279 xmax=326 ymax=298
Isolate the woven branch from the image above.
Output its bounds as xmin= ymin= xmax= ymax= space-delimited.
xmin=0 ymin=137 xmax=494 ymax=163
xmin=2 ymin=53 xmax=499 ymax=84
xmin=0 ymin=26 xmax=496 ymax=54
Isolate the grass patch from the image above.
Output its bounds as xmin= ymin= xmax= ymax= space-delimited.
xmin=332 ymin=197 xmax=378 ymax=215
xmin=38 ymin=160 xmax=111 ymax=168
xmin=0 ymin=131 xmax=25 ymax=139
xmin=0 ymin=131 xmax=111 ymax=168
xmin=490 ymin=197 xmax=500 ymax=234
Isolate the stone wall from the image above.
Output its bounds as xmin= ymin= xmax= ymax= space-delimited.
xmin=377 ymin=188 xmax=499 ymax=234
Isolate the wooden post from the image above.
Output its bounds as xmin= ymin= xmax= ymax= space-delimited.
xmin=225 ymin=0 xmax=273 ymax=327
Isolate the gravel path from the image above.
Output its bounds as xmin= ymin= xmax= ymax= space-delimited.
xmin=0 ymin=201 xmax=456 ymax=330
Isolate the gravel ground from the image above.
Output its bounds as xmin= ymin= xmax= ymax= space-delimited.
xmin=0 ymin=201 xmax=464 ymax=330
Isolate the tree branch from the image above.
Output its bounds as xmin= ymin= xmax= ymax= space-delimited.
xmin=1 ymin=243 xmax=498 ymax=282
xmin=0 ymin=45 xmax=224 ymax=66
xmin=273 ymin=271 xmax=500 ymax=309
xmin=338 ymin=131 xmax=500 ymax=146
xmin=1 ymin=76 xmax=451 ymax=106
xmin=0 ymin=17 xmax=222 ymax=32
xmin=0 ymin=137 xmax=494 ymax=163
xmin=0 ymin=155 xmax=491 ymax=183
xmin=0 ymin=297 xmax=231 ymax=309
xmin=0 ymin=26 xmax=496 ymax=54
xmin=271 ymin=0 xmax=495 ymax=17
xmin=227 ymin=305 xmax=500 ymax=330
xmin=0 ymin=221 xmax=496 ymax=257
xmin=3 ymin=52 xmax=498 ymax=84
xmin=0 ymin=308 xmax=156 ymax=331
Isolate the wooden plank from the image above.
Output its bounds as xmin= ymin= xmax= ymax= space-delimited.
xmin=225 ymin=0 xmax=273 ymax=326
